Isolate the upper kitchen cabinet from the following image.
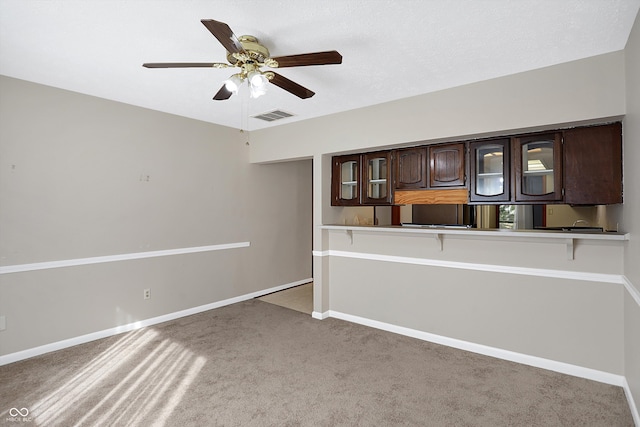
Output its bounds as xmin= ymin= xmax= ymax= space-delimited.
xmin=331 ymin=151 xmax=393 ymax=206
xmin=362 ymin=151 xmax=393 ymax=205
xmin=469 ymin=138 xmax=511 ymax=203
xmin=331 ymin=121 xmax=623 ymax=208
xmin=331 ymin=154 xmax=361 ymax=206
xmin=429 ymin=143 xmax=466 ymax=188
xmin=563 ymin=122 xmax=622 ymax=205
xmin=395 ymin=147 xmax=427 ymax=190
xmin=513 ymin=132 xmax=563 ymax=202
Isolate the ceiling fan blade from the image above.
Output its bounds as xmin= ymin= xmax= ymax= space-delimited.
xmin=213 ymin=84 xmax=233 ymax=101
xmin=269 ymin=72 xmax=315 ymax=99
xmin=269 ymin=50 xmax=342 ymax=68
xmin=143 ymin=62 xmax=229 ymax=68
xmin=201 ymin=19 xmax=245 ymax=54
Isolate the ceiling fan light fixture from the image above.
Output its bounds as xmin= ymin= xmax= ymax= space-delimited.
xmin=249 ymin=83 xmax=268 ymax=99
xmin=224 ymin=74 xmax=243 ymax=94
xmin=248 ymin=70 xmax=268 ymax=88
xmin=248 ymin=70 xmax=268 ymax=98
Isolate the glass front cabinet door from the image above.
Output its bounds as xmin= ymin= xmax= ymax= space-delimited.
xmin=469 ymin=138 xmax=511 ymax=203
xmin=332 ymin=154 xmax=361 ymax=206
xmin=362 ymin=151 xmax=393 ymax=205
xmin=513 ymin=132 xmax=563 ymax=202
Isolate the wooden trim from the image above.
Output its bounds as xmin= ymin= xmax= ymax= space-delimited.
xmin=391 ymin=205 xmax=401 ymax=225
xmin=394 ymin=189 xmax=468 ymax=205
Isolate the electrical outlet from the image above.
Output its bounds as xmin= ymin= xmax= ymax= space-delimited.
xmin=144 ymin=289 xmax=151 ymax=300
xmin=0 ymin=315 xmax=6 ymax=331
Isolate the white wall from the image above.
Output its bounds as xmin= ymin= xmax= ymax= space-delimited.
xmin=0 ymin=76 xmax=312 ymax=356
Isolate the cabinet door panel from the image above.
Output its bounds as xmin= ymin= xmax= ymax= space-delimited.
xmin=429 ymin=143 xmax=466 ymax=188
xmin=363 ymin=151 xmax=392 ymax=205
xmin=513 ymin=133 xmax=562 ymax=202
xmin=563 ymin=123 xmax=622 ymax=205
xmin=469 ymin=138 xmax=511 ymax=203
xmin=331 ymin=154 xmax=361 ymax=206
xmin=395 ymin=147 xmax=427 ymax=189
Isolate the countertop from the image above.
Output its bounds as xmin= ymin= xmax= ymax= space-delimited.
xmin=320 ymin=224 xmax=630 ymax=242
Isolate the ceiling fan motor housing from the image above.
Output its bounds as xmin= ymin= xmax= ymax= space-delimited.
xmin=227 ymin=35 xmax=270 ymax=65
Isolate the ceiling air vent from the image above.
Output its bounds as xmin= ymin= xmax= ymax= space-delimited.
xmin=251 ymin=109 xmax=295 ymax=122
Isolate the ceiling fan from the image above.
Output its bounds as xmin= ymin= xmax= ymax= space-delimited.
xmin=143 ymin=19 xmax=342 ymax=100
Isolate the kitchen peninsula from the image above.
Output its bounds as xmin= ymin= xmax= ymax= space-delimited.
xmin=314 ymin=222 xmax=630 ymax=386
xmin=320 ymin=224 xmax=629 ymax=260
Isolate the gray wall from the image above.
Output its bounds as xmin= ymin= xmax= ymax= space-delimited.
xmin=250 ymin=26 xmax=639 ymax=413
xmin=326 ymin=229 xmax=625 ymax=374
xmin=0 ymin=76 xmax=312 ymax=355
xmin=250 ymin=51 xmax=625 ymax=163
xmin=620 ymin=10 xmax=640 ymax=416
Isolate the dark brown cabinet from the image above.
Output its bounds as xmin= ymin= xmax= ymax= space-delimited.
xmin=563 ymin=123 xmax=622 ymax=205
xmin=513 ymin=132 xmax=563 ymax=203
xmin=331 ymin=154 xmax=361 ymax=206
xmin=395 ymin=147 xmax=427 ymax=190
xmin=469 ymin=138 xmax=511 ymax=203
xmin=332 ymin=151 xmax=393 ymax=206
xmin=429 ymin=143 xmax=466 ymax=188
xmin=362 ymin=151 xmax=393 ymax=205
xmin=332 ymin=122 xmax=623 ymax=208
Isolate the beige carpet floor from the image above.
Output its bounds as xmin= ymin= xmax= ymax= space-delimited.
xmin=258 ymin=282 xmax=313 ymax=314
xmin=0 ymin=299 xmax=633 ymax=426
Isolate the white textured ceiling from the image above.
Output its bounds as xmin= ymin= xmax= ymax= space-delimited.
xmin=1 ymin=1 xmax=639 ymax=131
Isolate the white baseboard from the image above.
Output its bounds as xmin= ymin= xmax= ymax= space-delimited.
xmin=622 ymin=378 xmax=640 ymax=427
xmin=312 ymin=310 xmax=330 ymax=320
xmin=0 ymin=278 xmax=312 ymax=366
xmin=328 ymin=311 xmax=640 ymax=421
xmin=328 ymin=310 xmax=626 ymax=387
